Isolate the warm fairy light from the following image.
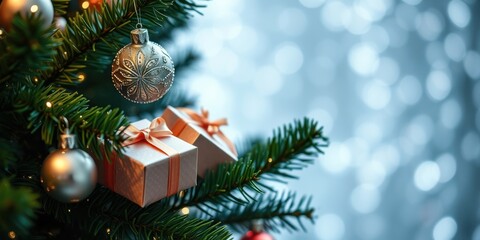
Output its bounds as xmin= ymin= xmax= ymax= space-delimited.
xmin=67 ymin=209 xmax=71 ymax=212
xmin=8 ymin=231 xmax=15 ymax=239
xmin=78 ymin=73 xmax=86 ymax=82
xmin=106 ymin=228 xmax=111 ymax=234
xmin=46 ymin=101 xmax=52 ymax=108
xmin=178 ymin=190 xmax=185 ymax=198
xmin=181 ymin=207 xmax=190 ymax=215
xmin=30 ymin=5 xmax=39 ymax=13
xmin=33 ymin=77 xmax=39 ymax=83
xmin=268 ymin=158 xmax=273 ymax=163
xmin=82 ymin=1 xmax=90 ymax=9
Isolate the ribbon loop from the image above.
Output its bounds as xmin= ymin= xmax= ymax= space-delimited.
xmin=178 ymin=107 xmax=238 ymax=156
xmin=122 ymin=118 xmax=172 ymax=145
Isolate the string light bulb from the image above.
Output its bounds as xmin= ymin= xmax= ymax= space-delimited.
xmin=81 ymin=1 xmax=90 ymax=9
xmin=181 ymin=207 xmax=190 ymax=215
xmin=178 ymin=190 xmax=185 ymax=198
xmin=8 ymin=231 xmax=15 ymax=239
xmin=30 ymin=4 xmax=39 ymax=13
xmin=78 ymin=73 xmax=86 ymax=82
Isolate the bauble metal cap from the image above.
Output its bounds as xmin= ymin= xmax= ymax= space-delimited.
xmin=130 ymin=28 xmax=149 ymax=45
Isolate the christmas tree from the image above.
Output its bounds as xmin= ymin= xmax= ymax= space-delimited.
xmin=0 ymin=0 xmax=328 ymax=239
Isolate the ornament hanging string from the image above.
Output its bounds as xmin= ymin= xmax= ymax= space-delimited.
xmin=133 ymin=0 xmax=142 ymax=29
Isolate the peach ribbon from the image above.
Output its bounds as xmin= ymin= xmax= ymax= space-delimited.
xmin=175 ymin=108 xmax=237 ymax=156
xmin=120 ymin=117 xmax=181 ymax=196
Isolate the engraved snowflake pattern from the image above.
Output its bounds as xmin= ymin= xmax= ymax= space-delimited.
xmin=112 ymin=44 xmax=173 ymax=103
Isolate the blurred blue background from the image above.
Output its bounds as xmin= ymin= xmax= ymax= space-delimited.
xmin=173 ymin=0 xmax=480 ymax=239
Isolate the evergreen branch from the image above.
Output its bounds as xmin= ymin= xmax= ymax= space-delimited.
xmin=0 ymin=0 xmax=329 ymax=238
xmin=71 ymin=46 xmax=198 ymax=117
xmin=172 ymin=48 xmax=201 ymax=77
xmin=170 ymin=118 xmax=328 ymax=209
xmin=0 ymin=138 xmax=18 ymax=170
xmin=86 ymin=206 xmax=231 ymax=239
xmin=42 ymin=118 xmax=323 ymax=238
xmin=34 ymin=185 xmax=232 ymax=240
xmin=115 ymin=49 xmax=199 ymax=116
xmin=44 ymin=0 xmax=204 ymax=85
xmin=235 ymin=136 xmax=263 ymax=159
xmin=0 ymin=14 xmax=60 ymax=84
xmin=150 ymin=11 xmax=190 ymax=42
xmin=11 ymin=166 xmax=232 ymax=240
xmin=199 ymin=191 xmax=314 ymax=233
xmin=52 ymin=0 xmax=71 ymax=16
xmin=173 ymin=0 xmax=206 ymax=16
xmin=0 ymin=178 xmax=40 ymax=238
xmin=0 ymin=111 xmax=45 ymax=177
xmin=12 ymin=83 xmax=129 ymax=160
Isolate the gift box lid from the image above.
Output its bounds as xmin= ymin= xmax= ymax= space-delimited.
xmin=124 ymin=119 xmax=197 ymax=166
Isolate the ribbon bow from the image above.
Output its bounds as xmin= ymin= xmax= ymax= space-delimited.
xmin=122 ymin=117 xmax=174 ymax=147
xmin=178 ymin=108 xmax=238 ymax=156
xmin=121 ymin=117 xmax=181 ymax=196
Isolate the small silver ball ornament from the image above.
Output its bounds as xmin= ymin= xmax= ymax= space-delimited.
xmin=112 ymin=28 xmax=175 ymax=104
xmin=54 ymin=16 xmax=67 ymax=31
xmin=0 ymin=0 xmax=54 ymax=31
xmin=40 ymin=117 xmax=97 ymax=203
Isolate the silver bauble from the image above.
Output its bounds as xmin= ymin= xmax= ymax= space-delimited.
xmin=40 ymin=124 xmax=97 ymax=203
xmin=0 ymin=0 xmax=54 ymax=31
xmin=112 ymin=28 xmax=175 ymax=104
